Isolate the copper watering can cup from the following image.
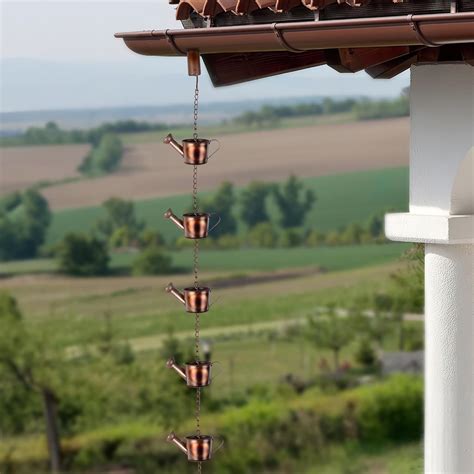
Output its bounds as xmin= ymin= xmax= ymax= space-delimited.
xmin=167 ymin=432 xmax=224 ymax=462
xmin=164 ymin=209 xmax=221 ymax=239
xmin=164 ymin=133 xmax=220 ymax=165
xmin=166 ymin=358 xmax=216 ymax=388
xmin=165 ymin=283 xmax=210 ymax=313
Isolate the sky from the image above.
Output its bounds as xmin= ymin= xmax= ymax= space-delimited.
xmin=1 ymin=1 xmax=409 ymax=112
xmin=1 ymin=1 xmax=176 ymax=62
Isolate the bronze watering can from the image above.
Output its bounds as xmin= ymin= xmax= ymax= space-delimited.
xmin=164 ymin=133 xmax=220 ymax=165
xmin=165 ymin=283 xmax=210 ymax=313
xmin=166 ymin=358 xmax=214 ymax=388
xmin=164 ymin=208 xmax=221 ymax=239
xmin=167 ymin=432 xmax=224 ymax=462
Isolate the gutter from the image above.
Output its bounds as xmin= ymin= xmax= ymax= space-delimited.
xmin=115 ymin=12 xmax=474 ymax=57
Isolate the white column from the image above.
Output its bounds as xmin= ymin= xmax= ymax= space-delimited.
xmin=385 ymin=64 xmax=474 ymax=474
xmin=425 ymin=244 xmax=474 ymax=473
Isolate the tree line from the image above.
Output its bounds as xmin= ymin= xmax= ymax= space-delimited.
xmin=1 ymin=93 xmax=409 ymax=149
xmin=233 ymin=93 xmax=409 ymax=127
xmin=0 ymin=120 xmax=167 ymax=147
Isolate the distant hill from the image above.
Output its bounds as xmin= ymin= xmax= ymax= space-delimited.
xmin=1 ymin=96 xmax=329 ymax=131
xmin=1 ymin=57 xmax=409 ymax=129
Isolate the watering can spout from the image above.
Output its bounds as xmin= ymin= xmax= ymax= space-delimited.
xmin=165 ymin=283 xmax=186 ymax=305
xmin=166 ymin=358 xmax=187 ymax=381
xmin=167 ymin=432 xmax=188 ymax=455
xmin=163 ymin=133 xmax=184 ymax=156
xmin=164 ymin=208 xmax=184 ymax=231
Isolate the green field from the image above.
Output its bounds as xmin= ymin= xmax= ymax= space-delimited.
xmin=46 ymin=167 xmax=408 ymax=246
xmin=1 ymin=243 xmax=409 ymax=277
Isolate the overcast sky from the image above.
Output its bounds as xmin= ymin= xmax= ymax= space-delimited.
xmin=2 ymin=1 xmax=177 ymax=62
xmin=1 ymin=1 xmax=409 ymax=112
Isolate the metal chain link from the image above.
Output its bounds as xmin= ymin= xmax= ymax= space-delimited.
xmin=195 ymin=387 xmax=201 ymax=435
xmin=192 ymin=74 xmax=202 ymax=464
xmin=193 ymin=75 xmax=199 ymax=140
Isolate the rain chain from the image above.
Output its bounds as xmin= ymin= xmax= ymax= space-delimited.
xmin=163 ymin=51 xmax=223 ymax=470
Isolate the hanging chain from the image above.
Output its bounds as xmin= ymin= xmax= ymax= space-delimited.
xmin=192 ymin=73 xmax=202 ymax=461
xmin=193 ymin=75 xmax=199 ymax=140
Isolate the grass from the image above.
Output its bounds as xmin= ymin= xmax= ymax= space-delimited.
xmin=0 ymin=243 xmax=408 ymax=276
xmin=117 ymin=242 xmax=409 ymax=272
xmin=46 ymin=167 xmax=409 ymax=246
xmin=304 ymin=442 xmax=422 ymax=474
xmin=2 ymin=260 xmax=407 ymax=349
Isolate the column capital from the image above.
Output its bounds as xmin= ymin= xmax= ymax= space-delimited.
xmin=385 ymin=213 xmax=474 ymax=244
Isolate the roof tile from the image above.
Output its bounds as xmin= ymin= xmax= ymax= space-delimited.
xmin=175 ymin=0 xmax=377 ymax=19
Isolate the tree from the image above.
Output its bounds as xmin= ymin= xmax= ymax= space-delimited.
xmin=201 ymin=181 xmax=237 ymax=237
xmin=0 ymin=189 xmax=51 ymax=261
xmin=308 ymin=306 xmax=355 ymax=371
xmin=56 ymin=233 xmax=109 ymax=276
xmin=78 ymin=133 xmax=123 ymax=176
xmin=239 ymin=181 xmax=272 ymax=228
xmin=273 ymin=175 xmax=316 ymax=228
xmin=0 ymin=291 xmax=62 ymax=472
xmin=96 ymin=197 xmax=144 ymax=246
xmin=390 ymin=244 xmax=424 ymax=314
xmin=367 ymin=213 xmax=384 ymax=238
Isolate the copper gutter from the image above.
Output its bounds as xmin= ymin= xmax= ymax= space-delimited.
xmin=115 ymin=12 xmax=474 ymax=56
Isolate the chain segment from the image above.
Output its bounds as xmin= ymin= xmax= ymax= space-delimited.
xmin=192 ymin=74 xmax=202 ymax=469
xmin=193 ymin=75 xmax=199 ymax=140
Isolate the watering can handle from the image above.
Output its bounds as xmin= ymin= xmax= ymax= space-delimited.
xmin=209 ymin=214 xmax=221 ymax=233
xmin=213 ymin=435 xmax=225 ymax=454
xmin=208 ymin=139 xmax=221 ymax=159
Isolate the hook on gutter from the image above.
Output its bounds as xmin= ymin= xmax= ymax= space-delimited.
xmin=407 ymin=15 xmax=439 ymax=48
xmin=164 ymin=29 xmax=187 ymax=55
xmin=272 ymin=22 xmax=305 ymax=53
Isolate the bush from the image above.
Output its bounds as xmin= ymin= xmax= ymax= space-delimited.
xmin=356 ymin=374 xmax=423 ymax=442
xmin=56 ymin=233 xmax=109 ymax=276
xmin=217 ymin=234 xmax=241 ymax=249
xmin=305 ymin=229 xmax=325 ymax=247
xmin=279 ymin=228 xmax=303 ymax=248
xmin=248 ymin=222 xmax=278 ymax=248
xmin=132 ymin=247 xmax=172 ymax=275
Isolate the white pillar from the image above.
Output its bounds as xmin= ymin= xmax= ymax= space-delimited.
xmin=385 ymin=64 xmax=474 ymax=474
xmin=425 ymin=244 xmax=474 ymax=473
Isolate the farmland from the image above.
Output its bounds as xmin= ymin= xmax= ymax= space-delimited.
xmin=0 ymin=117 xmax=409 ymax=210
xmin=45 ymin=166 xmax=409 ymax=246
xmin=0 ymin=113 xmax=421 ymax=473
xmin=0 ymin=143 xmax=88 ymax=194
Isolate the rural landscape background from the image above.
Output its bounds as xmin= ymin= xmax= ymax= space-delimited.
xmin=1 ymin=2 xmax=423 ymax=473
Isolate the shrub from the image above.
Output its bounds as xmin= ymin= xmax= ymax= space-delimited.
xmin=305 ymin=229 xmax=325 ymax=247
xmin=132 ymin=246 xmax=172 ymax=275
xmin=279 ymin=228 xmax=303 ymax=248
xmin=56 ymin=233 xmax=109 ymax=276
xmin=217 ymin=234 xmax=241 ymax=249
xmin=248 ymin=222 xmax=278 ymax=248
xmin=356 ymin=374 xmax=423 ymax=442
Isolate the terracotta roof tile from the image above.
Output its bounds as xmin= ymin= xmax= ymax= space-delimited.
xmin=174 ymin=0 xmax=377 ymax=19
